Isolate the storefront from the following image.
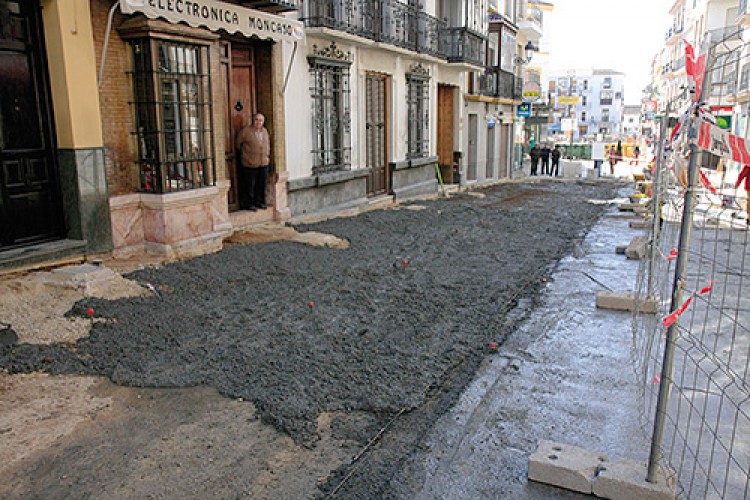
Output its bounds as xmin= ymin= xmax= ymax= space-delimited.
xmin=0 ymin=0 xmax=304 ymax=269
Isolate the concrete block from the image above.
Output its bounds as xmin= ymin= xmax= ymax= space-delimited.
xmin=38 ymin=263 xmax=118 ymax=291
xmin=633 ymin=205 xmax=649 ymax=215
xmin=629 ymin=217 xmax=653 ymax=229
xmin=619 ymin=202 xmax=645 ymax=212
xmin=625 ymin=235 xmax=649 ymax=260
xmin=593 ymin=458 xmax=675 ymax=500
xmin=528 ymin=440 xmax=608 ymax=494
xmin=596 ymin=291 xmax=659 ymax=314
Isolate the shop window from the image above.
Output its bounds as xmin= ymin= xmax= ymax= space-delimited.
xmin=308 ymin=45 xmax=352 ymax=174
xmin=407 ymin=64 xmax=430 ymax=159
xmin=130 ymin=39 xmax=215 ymax=193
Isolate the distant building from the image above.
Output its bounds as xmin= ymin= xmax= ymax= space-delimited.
xmin=547 ymin=69 xmax=626 ymax=142
xmin=622 ymin=105 xmax=642 ymax=137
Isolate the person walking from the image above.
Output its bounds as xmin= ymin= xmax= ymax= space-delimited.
xmin=550 ymin=145 xmax=562 ymax=177
xmin=236 ymin=113 xmax=271 ymax=210
xmin=529 ymin=144 xmax=541 ymax=176
xmin=607 ymin=145 xmax=619 ymax=175
xmin=540 ymin=144 xmax=551 ymax=176
xmin=630 ymin=144 xmax=641 ymax=165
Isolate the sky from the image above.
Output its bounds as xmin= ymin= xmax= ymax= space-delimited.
xmin=541 ymin=0 xmax=673 ymax=105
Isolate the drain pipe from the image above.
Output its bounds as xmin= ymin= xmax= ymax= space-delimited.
xmin=281 ymin=41 xmax=298 ymax=95
xmin=98 ymin=0 xmax=121 ymax=88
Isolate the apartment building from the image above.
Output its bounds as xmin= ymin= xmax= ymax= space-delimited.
xmin=547 ymin=69 xmax=626 ymax=142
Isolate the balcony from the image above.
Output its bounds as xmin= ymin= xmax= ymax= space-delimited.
xmin=236 ymin=0 xmax=300 ymax=13
xmin=302 ymin=0 xmax=446 ymax=58
xmin=664 ymin=24 xmax=683 ymax=45
xmin=741 ymin=0 xmax=750 ymax=26
xmin=708 ymin=26 xmax=743 ymax=52
xmin=479 ymin=67 xmax=518 ymax=99
xmin=517 ymin=6 xmax=543 ymax=40
xmin=440 ymin=27 xmax=485 ymax=67
xmin=302 ymin=0 xmax=487 ymax=64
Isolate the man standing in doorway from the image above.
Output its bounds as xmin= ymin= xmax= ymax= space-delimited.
xmin=236 ymin=113 xmax=270 ymax=210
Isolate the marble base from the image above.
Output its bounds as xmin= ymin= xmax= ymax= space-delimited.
xmin=58 ymin=147 xmax=112 ymax=253
xmin=110 ymin=181 xmax=231 ymax=259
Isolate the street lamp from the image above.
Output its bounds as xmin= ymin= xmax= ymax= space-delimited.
xmin=514 ymin=41 xmax=539 ymax=66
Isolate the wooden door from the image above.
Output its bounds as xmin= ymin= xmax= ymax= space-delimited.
xmin=225 ymin=44 xmax=256 ymax=211
xmin=0 ymin=0 xmax=63 ymax=249
xmin=486 ymin=125 xmax=495 ymax=179
xmin=366 ymin=73 xmax=389 ymax=196
xmin=437 ymin=85 xmax=454 ymax=183
xmin=467 ymin=114 xmax=477 ymax=181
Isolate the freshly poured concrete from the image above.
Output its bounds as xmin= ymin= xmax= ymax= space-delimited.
xmin=389 ymin=197 xmax=660 ymax=498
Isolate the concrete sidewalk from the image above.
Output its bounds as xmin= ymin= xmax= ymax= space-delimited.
xmin=390 ymin=191 xmax=659 ymax=498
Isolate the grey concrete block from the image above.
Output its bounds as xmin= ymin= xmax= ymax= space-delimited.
xmin=629 ymin=217 xmax=653 ymax=229
xmin=619 ymin=202 xmax=645 ymax=212
xmin=626 ymin=235 xmax=649 ymax=260
xmin=528 ymin=440 xmax=608 ymax=494
xmin=596 ymin=291 xmax=659 ymax=314
xmin=593 ymin=458 xmax=675 ymax=500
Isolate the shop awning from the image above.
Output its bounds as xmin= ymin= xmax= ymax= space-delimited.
xmin=120 ymin=0 xmax=305 ymax=44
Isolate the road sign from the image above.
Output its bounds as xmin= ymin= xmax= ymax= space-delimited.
xmin=522 ymin=82 xmax=541 ymax=102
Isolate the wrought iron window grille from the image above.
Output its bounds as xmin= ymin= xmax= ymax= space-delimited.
xmin=308 ymin=42 xmax=352 ymax=175
xmin=129 ymin=39 xmax=215 ymax=194
xmin=406 ymin=63 xmax=430 ymax=159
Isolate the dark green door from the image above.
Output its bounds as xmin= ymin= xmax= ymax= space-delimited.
xmin=0 ymin=0 xmax=63 ymax=249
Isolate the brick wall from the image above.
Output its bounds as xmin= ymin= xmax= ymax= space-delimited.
xmin=90 ymin=0 xmax=138 ymax=196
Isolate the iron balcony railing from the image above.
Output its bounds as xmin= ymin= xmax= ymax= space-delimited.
xmin=302 ymin=0 xmax=484 ymax=63
xmin=479 ymin=66 xmax=518 ymax=99
xmin=440 ymin=27 xmax=485 ymax=66
xmin=236 ymin=0 xmax=300 ymax=13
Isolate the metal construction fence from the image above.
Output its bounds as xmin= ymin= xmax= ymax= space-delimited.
xmin=631 ymin=35 xmax=750 ymax=499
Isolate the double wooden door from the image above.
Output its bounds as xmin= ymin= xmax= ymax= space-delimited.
xmin=0 ymin=0 xmax=63 ymax=249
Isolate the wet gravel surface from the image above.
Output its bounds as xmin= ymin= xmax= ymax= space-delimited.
xmin=1 ymin=179 xmax=624 ymax=497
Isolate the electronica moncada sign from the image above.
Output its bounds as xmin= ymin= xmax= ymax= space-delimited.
xmin=121 ymin=0 xmax=305 ymax=44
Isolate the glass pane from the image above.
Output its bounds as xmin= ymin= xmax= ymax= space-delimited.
xmin=0 ymin=51 xmax=42 ymax=150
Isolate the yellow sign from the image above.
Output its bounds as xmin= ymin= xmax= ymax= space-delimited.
xmin=557 ymin=96 xmax=580 ymax=106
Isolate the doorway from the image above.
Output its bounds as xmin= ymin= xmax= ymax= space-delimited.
xmin=222 ymin=42 xmax=258 ymax=211
xmin=486 ymin=125 xmax=495 ymax=179
xmin=500 ymin=124 xmax=510 ymax=178
xmin=365 ymin=73 xmax=389 ymax=196
xmin=0 ymin=0 xmax=64 ymax=249
xmin=437 ymin=84 xmax=455 ymax=183
xmin=467 ymin=114 xmax=478 ymax=181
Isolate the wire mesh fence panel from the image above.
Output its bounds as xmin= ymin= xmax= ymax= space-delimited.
xmin=632 ymin=35 xmax=750 ymax=498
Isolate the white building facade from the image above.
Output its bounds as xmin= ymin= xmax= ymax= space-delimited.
xmin=547 ymin=70 xmax=626 ymax=142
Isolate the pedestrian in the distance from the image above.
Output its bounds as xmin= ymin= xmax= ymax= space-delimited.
xmin=630 ymin=144 xmax=641 ymax=165
xmin=236 ymin=113 xmax=271 ymax=211
xmin=529 ymin=144 xmax=541 ymax=176
xmin=550 ymin=145 xmax=562 ymax=177
xmin=607 ymin=146 xmax=619 ymax=175
xmin=540 ymin=144 xmax=551 ymax=176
